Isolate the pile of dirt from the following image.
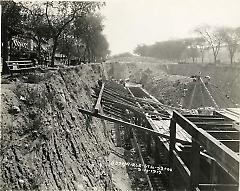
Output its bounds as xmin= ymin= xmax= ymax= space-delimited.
xmin=129 ymin=67 xmax=191 ymax=108
xmin=0 ymin=65 xmax=124 ymax=190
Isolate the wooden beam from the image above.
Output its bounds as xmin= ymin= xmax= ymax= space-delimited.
xmin=103 ymin=97 xmax=170 ymax=119
xmin=173 ymin=111 xmax=240 ymax=182
xmin=103 ymin=90 xmax=137 ymax=107
xmin=198 ymin=184 xmax=238 ymax=191
xmin=78 ymin=108 xmax=189 ymax=144
xmin=194 ymin=122 xmax=233 ymax=126
xmin=183 ymin=115 xmax=223 ymax=118
xmin=218 ymin=140 xmax=240 ymax=152
xmin=207 ymin=131 xmax=240 ymax=140
xmin=188 ymin=117 xmax=227 ymax=122
xmin=190 ymin=137 xmax=201 ymax=190
xmin=132 ymin=128 xmax=154 ymax=191
xmin=169 ymin=119 xmax=177 ymax=190
xmin=199 ymin=77 xmax=219 ymax=109
xmin=94 ymin=83 xmax=105 ymax=114
xmin=206 ymin=130 xmax=239 ymax=133
xmin=173 ymin=150 xmax=191 ymax=187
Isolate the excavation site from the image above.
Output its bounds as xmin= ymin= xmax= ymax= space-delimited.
xmin=1 ymin=1 xmax=240 ymax=191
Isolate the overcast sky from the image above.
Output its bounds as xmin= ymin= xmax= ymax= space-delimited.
xmin=100 ymin=0 xmax=240 ymax=55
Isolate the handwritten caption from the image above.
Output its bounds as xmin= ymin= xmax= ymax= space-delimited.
xmin=110 ymin=160 xmax=172 ymax=174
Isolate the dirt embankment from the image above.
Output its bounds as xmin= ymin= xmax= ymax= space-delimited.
xmin=0 ymin=65 xmax=122 ymax=190
xmin=163 ymin=63 xmax=240 ymax=106
xmin=108 ymin=62 xmax=239 ymax=109
xmin=108 ymin=62 xmax=191 ymax=108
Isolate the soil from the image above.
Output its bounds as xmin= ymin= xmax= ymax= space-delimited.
xmin=0 ymin=65 xmax=132 ymax=191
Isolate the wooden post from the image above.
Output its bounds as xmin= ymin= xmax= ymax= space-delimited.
xmin=154 ymin=136 xmax=161 ymax=165
xmin=190 ymin=137 xmax=201 ymax=190
xmin=210 ymin=160 xmax=217 ymax=184
xmin=169 ymin=119 xmax=176 ymax=190
xmin=114 ymin=123 xmax=121 ymax=147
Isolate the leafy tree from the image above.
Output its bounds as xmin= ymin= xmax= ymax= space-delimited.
xmin=134 ymin=40 xmax=186 ymax=61
xmin=21 ymin=2 xmax=51 ymax=63
xmin=91 ymin=33 xmax=110 ymax=61
xmin=183 ymin=38 xmax=200 ymax=63
xmin=73 ymin=13 xmax=109 ymax=62
xmin=134 ymin=44 xmax=149 ymax=56
xmin=43 ymin=1 xmax=104 ymax=66
xmin=195 ymin=25 xmax=222 ymax=63
xmin=1 ymin=0 xmax=24 ymax=73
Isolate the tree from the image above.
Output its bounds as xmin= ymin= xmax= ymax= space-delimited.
xmin=183 ymin=38 xmax=200 ymax=63
xmin=195 ymin=25 xmax=222 ymax=63
xmin=73 ymin=13 xmax=109 ymax=62
xmin=21 ymin=2 xmax=51 ymax=63
xmin=43 ymin=1 xmax=104 ymax=66
xmin=219 ymin=27 xmax=240 ymax=64
xmin=195 ymin=37 xmax=207 ymax=63
xmin=1 ymin=0 xmax=23 ymax=73
xmin=134 ymin=40 xmax=186 ymax=61
xmin=91 ymin=33 xmax=110 ymax=61
xmin=134 ymin=44 xmax=149 ymax=56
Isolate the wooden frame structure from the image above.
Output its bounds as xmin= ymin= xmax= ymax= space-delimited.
xmin=81 ymin=79 xmax=240 ymax=191
xmin=169 ymin=111 xmax=239 ymax=190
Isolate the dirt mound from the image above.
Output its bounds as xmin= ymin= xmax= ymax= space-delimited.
xmin=0 ymin=65 xmax=121 ymax=190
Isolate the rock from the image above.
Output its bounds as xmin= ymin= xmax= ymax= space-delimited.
xmin=19 ymin=96 xmax=26 ymax=101
xmin=18 ymin=179 xmax=25 ymax=184
xmin=9 ymin=106 xmax=21 ymax=114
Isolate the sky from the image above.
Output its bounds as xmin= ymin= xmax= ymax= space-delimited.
xmin=100 ymin=0 xmax=240 ymax=55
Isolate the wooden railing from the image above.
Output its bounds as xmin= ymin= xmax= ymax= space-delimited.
xmin=169 ymin=110 xmax=239 ymax=190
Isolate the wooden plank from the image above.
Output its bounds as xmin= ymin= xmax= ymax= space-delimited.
xmin=173 ymin=111 xmax=240 ymax=182
xmin=184 ymin=115 xmax=225 ymax=118
xmin=188 ymin=117 xmax=227 ymax=122
xmin=173 ymin=150 xmax=191 ymax=187
xmin=169 ymin=119 xmax=177 ymax=162
xmin=218 ymin=140 xmax=240 ymax=152
xmin=94 ymin=82 xmax=105 ymax=114
xmin=6 ymin=60 xmax=32 ymax=63
xmin=103 ymin=97 xmax=170 ymax=118
xmin=169 ymin=119 xmax=177 ymax=190
xmin=103 ymin=87 xmax=136 ymax=102
xmin=200 ymin=77 xmax=219 ymax=109
xmin=132 ymin=128 xmax=154 ymax=191
xmin=103 ymin=90 xmax=137 ymax=107
xmin=198 ymin=184 xmax=238 ymax=191
xmin=190 ymin=138 xmax=201 ymax=190
xmin=78 ymin=108 xmax=189 ymax=144
xmin=207 ymin=131 xmax=240 ymax=140
xmin=194 ymin=122 xmax=233 ymax=127
xmin=206 ymin=130 xmax=239 ymax=133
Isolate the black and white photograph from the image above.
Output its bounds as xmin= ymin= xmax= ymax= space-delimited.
xmin=1 ymin=0 xmax=240 ymax=190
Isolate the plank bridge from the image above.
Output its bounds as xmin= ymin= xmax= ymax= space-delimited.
xmin=78 ymin=79 xmax=240 ymax=191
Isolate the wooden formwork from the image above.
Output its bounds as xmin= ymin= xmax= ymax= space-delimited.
xmin=169 ymin=111 xmax=239 ymax=191
xmin=81 ymin=79 xmax=240 ymax=191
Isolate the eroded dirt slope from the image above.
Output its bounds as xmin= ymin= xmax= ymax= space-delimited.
xmin=0 ymin=65 xmax=119 ymax=190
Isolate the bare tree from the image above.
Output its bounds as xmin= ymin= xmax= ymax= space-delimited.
xmin=195 ymin=25 xmax=222 ymax=63
xmin=219 ymin=27 xmax=240 ymax=64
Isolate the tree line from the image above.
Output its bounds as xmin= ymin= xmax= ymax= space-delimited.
xmin=1 ymin=1 xmax=110 ymax=73
xmin=134 ymin=25 xmax=240 ymax=64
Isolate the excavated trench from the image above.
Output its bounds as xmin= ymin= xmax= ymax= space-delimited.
xmin=107 ymin=62 xmax=240 ymax=110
